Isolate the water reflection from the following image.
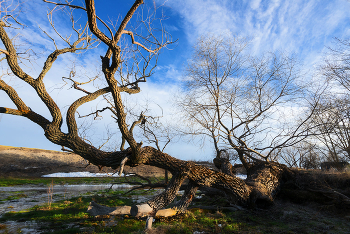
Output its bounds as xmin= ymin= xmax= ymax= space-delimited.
xmin=0 ymin=183 xmax=135 ymax=217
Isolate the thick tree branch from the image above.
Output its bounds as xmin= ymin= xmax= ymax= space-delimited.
xmin=84 ymin=0 xmax=112 ymax=46
xmin=0 ymin=79 xmax=30 ymax=112
xmin=0 ymin=80 xmax=51 ymax=128
xmin=105 ymin=0 xmax=144 ymax=59
xmin=66 ymin=87 xmax=110 ymax=135
xmin=0 ymin=22 xmax=35 ymax=86
xmin=0 ymin=22 xmax=64 ymax=127
xmin=0 ymin=48 xmax=9 ymax=55
xmin=107 ymin=81 xmax=141 ymax=161
xmin=0 ymin=107 xmax=22 ymax=115
xmin=172 ymin=182 xmax=199 ymax=213
xmin=121 ymin=113 xmax=145 ymax=150
xmin=38 ymin=37 xmax=90 ymax=82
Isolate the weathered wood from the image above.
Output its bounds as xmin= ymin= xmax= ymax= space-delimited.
xmin=214 ymin=156 xmax=235 ymax=176
xmin=119 ymin=156 xmax=129 ymax=176
xmin=145 ymin=216 xmax=153 ymax=230
xmin=172 ymin=181 xmax=199 ymax=213
xmin=87 ymin=202 xmax=179 ymax=218
xmin=87 ymin=201 xmax=131 ymax=216
xmin=154 ymin=208 xmax=178 ymax=217
xmin=130 ymin=204 xmax=153 ymax=217
xmin=245 ymin=161 xmax=290 ymax=207
xmin=89 ymin=148 xmax=291 ymax=219
xmin=146 ymin=171 xmax=187 ymax=212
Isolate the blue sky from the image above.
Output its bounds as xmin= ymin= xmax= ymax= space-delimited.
xmin=1 ymin=0 xmax=350 ymax=161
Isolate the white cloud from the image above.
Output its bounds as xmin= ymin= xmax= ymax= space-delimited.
xmin=250 ymin=0 xmax=262 ymax=10
xmin=162 ymin=0 xmax=350 ymax=58
xmin=161 ymin=0 xmax=236 ymax=43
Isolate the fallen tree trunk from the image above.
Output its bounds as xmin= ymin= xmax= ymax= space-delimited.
xmin=86 ymin=146 xmax=293 ymax=218
xmin=87 ymin=146 xmax=350 ymax=221
xmin=87 ymin=150 xmax=350 ymax=222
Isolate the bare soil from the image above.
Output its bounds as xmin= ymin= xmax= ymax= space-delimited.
xmin=0 ymin=145 xmax=166 ymax=178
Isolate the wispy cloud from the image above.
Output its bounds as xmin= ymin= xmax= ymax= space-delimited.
xmin=163 ymin=0 xmax=350 ymax=61
xmin=250 ymin=0 xmax=262 ymax=10
xmin=161 ymin=0 xmax=237 ymax=43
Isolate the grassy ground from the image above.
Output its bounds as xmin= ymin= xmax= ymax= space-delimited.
xmin=0 ymin=176 xmax=164 ymax=187
xmin=1 ymin=177 xmax=350 ymax=233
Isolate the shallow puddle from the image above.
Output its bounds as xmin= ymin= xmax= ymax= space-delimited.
xmin=0 ymin=220 xmax=42 ymax=234
xmin=0 ymin=183 xmax=134 ymax=215
xmin=0 ymin=183 xmax=139 ymax=233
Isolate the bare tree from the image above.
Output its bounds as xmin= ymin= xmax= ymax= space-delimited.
xmin=179 ymin=35 xmax=313 ymax=171
xmin=309 ymin=94 xmax=350 ymax=162
xmin=324 ymin=38 xmax=350 ymax=92
xmin=280 ymin=38 xmax=350 ymax=169
xmin=0 ymin=1 xmax=349 ymax=230
xmin=279 ymin=142 xmax=322 ymax=169
xmin=309 ymin=38 xmax=350 ymax=163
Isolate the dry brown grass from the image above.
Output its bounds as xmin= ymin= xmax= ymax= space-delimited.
xmin=0 ymin=145 xmax=167 ymax=177
xmin=278 ymin=168 xmax=350 ymax=214
xmin=294 ymin=168 xmax=350 ymax=191
xmin=0 ymin=145 xmax=14 ymax=151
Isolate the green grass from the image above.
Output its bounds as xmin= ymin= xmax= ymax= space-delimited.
xmin=154 ymin=209 xmax=246 ymax=234
xmin=0 ymin=194 xmax=134 ymax=234
xmin=90 ymin=219 xmax=145 ymax=234
xmin=0 ymin=176 xmax=166 ymax=187
xmin=1 ymin=196 xmax=350 ymax=234
xmin=0 ymin=188 xmax=155 ymax=233
xmin=1 ymin=180 xmax=349 ymax=233
xmin=0 ymin=192 xmax=28 ymax=201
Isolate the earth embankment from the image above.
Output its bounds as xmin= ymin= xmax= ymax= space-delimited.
xmin=0 ymin=145 xmax=166 ymax=177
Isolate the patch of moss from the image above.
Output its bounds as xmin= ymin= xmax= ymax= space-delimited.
xmin=1 ymin=193 xmax=28 ymax=201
